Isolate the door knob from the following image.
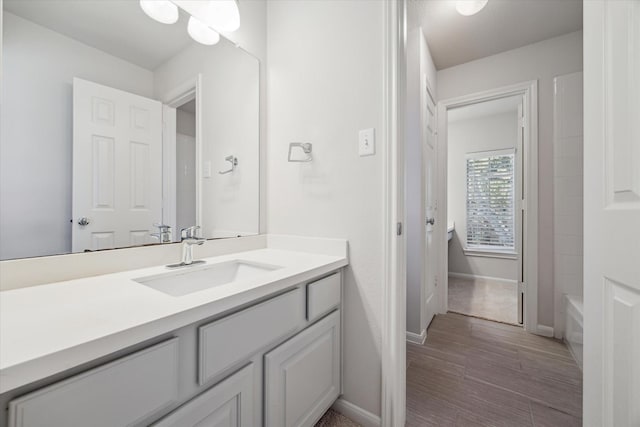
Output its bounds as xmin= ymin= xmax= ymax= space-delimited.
xmin=426 ymin=217 xmax=435 ymax=226
xmin=78 ymin=217 xmax=90 ymax=226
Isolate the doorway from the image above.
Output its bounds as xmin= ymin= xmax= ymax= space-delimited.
xmin=437 ymin=81 xmax=539 ymax=333
xmin=161 ymin=75 xmax=203 ymax=242
xmin=175 ymin=100 xmax=197 ymax=235
xmin=446 ymin=95 xmax=523 ymax=325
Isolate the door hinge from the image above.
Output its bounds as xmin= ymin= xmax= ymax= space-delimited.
xmin=396 ymin=222 xmax=403 ymax=236
xmin=519 ymin=116 xmax=525 ymax=128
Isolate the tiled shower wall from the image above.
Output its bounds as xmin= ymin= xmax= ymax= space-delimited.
xmin=553 ymin=71 xmax=584 ymax=338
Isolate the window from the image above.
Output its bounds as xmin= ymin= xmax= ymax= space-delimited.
xmin=466 ymin=150 xmax=515 ymax=252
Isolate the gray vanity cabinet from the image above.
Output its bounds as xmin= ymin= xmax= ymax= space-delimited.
xmin=264 ymin=310 xmax=341 ymax=427
xmin=4 ymin=271 xmax=343 ymax=427
xmin=152 ymin=363 xmax=255 ymax=427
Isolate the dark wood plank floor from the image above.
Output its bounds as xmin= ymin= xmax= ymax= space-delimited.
xmin=407 ymin=313 xmax=582 ymax=427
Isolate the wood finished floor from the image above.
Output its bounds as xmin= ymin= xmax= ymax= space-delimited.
xmin=407 ymin=313 xmax=582 ymax=427
xmin=448 ymin=276 xmax=518 ymax=325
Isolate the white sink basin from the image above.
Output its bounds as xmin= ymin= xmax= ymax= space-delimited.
xmin=134 ymin=260 xmax=282 ymax=297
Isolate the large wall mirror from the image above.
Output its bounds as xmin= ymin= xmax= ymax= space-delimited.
xmin=1 ymin=0 xmax=260 ymax=261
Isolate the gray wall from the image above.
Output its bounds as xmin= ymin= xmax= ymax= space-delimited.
xmin=447 ymin=112 xmax=518 ymax=281
xmin=437 ymin=30 xmax=583 ymax=328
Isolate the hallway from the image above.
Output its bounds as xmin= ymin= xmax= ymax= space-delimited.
xmin=407 ymin=313 xmax=582 ymax=426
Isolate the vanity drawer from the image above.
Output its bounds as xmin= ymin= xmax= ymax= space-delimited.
xmin=306 ymin=273 xmax=341 ymax=323
xmin=8 ymin=338 xmax=179 ymax=427
xmin=198 ymin=287 xmax=305 ymax=385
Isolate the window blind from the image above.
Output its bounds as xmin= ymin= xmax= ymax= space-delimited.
xmin=466 ymin=150 xmax=515 ymax=250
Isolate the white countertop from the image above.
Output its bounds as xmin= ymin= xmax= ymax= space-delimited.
xmin=0 ymin=244 xmax=348 ymax=394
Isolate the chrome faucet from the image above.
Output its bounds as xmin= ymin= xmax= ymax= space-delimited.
xmin=179 ymin=226 xmax=206 ymax=266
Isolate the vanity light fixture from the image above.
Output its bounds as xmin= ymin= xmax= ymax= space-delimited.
xmin=455 ymin=0 xmax=488 ymax=16
xmin=139 ymin=0 xmax=179 ymax=25
xmin=139 ymin=0 xmax=240 ymax=46
xmin=188 ymin=16 xmax=221 ymax=45
xmin=173 ymin=0 xmax=241 ymax=33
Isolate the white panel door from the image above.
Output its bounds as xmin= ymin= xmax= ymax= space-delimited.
xmin=584 ymin=1 xmax=640 ymax=425
xmin=423 ymin=82 xmax=438 ymax=329
xmin=72 ymin=78 xmax=162 ymax=252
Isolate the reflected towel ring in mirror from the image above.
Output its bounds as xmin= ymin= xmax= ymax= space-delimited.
xmin=288 ymin=142 xmax=313 ymax=162
xmin=219 ymin=155 xmax=238 ymax=174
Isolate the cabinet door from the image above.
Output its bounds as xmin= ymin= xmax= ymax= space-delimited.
xmin=265 ymin=310 xmax=340 ymax=427
xmin=152 ymin=363 xmax=254 ymax=427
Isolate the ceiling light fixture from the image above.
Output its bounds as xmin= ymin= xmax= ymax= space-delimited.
xmin=173 ymin=0 xmax=240 ymax=33
xmin=139 ymin=0 xmax=179 ymax=24
xmin=455 ymin=0 xmax=488 ymax=16
xmin=187 ymin=16 xmax=221 ymax=45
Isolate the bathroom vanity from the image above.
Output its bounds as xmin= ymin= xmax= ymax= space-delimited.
xmin=0 ymin=239 xmax=348 ymax=427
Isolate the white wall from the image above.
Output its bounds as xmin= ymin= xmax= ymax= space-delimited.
xmin=0 ymin=12 xmax=154 ymax=260
xmin=553 ymin=71 xmax=583 ymax=338
xmin=447 ymin=112 xmax=519 ymax=280
xmin=437 ymin=30 xmax=583 ymax=328
xmin=405 ymin=27 xmax=438 ymax=336
xmin=266 ymin=0 xmax=384 ymax=417
xmin=154 ymin=39 xmax=260 ymax=238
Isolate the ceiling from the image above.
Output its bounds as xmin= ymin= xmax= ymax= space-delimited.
xmin=448 ymin=95 xmax=521 ymax=123
xmin=409 ymin=0 xmax=583 ymax=70
xmin=4 ymin=0 xmax=196 ymax=70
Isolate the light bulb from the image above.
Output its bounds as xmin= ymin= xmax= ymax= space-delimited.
xmin=188 ymin=16 xmax=220 ymax=45
xmin=173 ymin=0 xmax=240 ymax=33
xmin=455 ymin=0 xmax=488 ymax=16
xmin=201 ymin=0 xmax=240 ymax=32
xmin=139 ymin=0 xmax=179 ymax=24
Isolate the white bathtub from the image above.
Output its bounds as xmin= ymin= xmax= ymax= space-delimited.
xmin=564 ymin=295 xmax=583 ymax=370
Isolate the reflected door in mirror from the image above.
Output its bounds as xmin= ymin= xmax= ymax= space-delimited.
xmin=72 ymin=78 xmax=162 ymax=252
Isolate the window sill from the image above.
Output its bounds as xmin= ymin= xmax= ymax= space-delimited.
xmin=463 ymin=249 xmax=518 ymax=260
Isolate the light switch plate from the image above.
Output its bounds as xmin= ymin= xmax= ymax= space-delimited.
xmin=359 ymin=128 xmax=375 ymax=156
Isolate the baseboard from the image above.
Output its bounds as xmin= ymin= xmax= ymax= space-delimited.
xmin=536 ymin=324 xmax=555 ymax=337
xmin=332 ymin=397 xmax=381 ymax=427
xmin=406 ymin=329 xmax=427 ymax=345
xmin=448 ymin=272 xmax=517 ymax=285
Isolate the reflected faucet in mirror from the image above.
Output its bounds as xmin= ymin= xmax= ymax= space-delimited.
xmin=150 ymin=224 xmax=173 ymax=244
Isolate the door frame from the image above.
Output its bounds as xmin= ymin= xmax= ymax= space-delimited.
xmin=436 ymin=81 xmax=539 ymax=334
xmin=381 ymin=0 xmax=406 ymax=426
xmin=160 ymin=74 xmax=203 ymax=240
